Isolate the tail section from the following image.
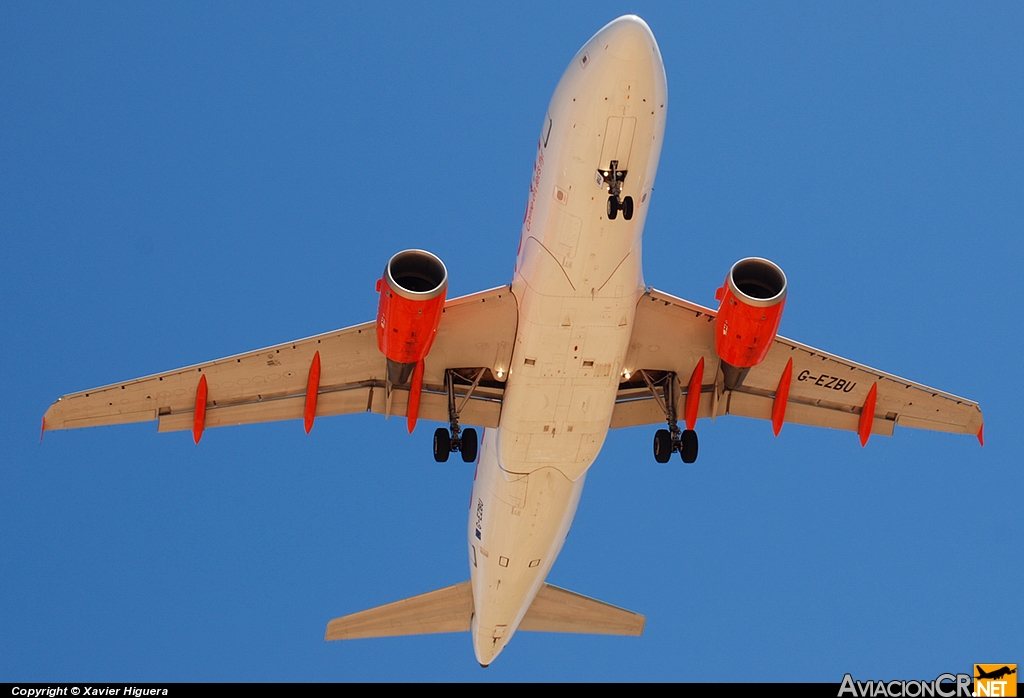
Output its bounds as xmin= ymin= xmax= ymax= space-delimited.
xmin=325 ymin=581 xmax=644 ymax=641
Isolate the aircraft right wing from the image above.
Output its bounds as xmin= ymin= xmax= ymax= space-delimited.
xmin=612 ymin=288 xmax=984 ymax=442
xmin=43 ymin=286 xmax=519 ymax=437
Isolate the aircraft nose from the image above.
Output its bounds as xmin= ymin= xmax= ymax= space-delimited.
xmin=597 ymin=15 xmax=658 ymax=62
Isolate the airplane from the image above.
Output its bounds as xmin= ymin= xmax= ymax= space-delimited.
xmin=976 ymin=666 xmax=1016 ymax=681
xmin=42 ymin=15 xmax=984 ymax=667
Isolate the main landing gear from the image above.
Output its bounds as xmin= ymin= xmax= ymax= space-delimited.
xmin=599 ymin=159 xmax=634 ymax=221
xmin=639 ymin=370 xmax=699 ymax=464
xmin=654 ymin=428 xmax=697 ymax=464
xmin=433 ymin=368 xmax=483 ymax=464
xmin=433 ymin=427 xmax=477 ymax=464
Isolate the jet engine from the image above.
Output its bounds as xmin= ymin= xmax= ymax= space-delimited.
xmin=376 ymin=249 xmax=448 ymax=386
xmin=714 ymin=257 xmax=787 ymax=387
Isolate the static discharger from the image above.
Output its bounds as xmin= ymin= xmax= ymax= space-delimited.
xmin=772 ymin=358 xmax=793 ymax=436
xmin=193 ymin=374 xmax=208 ymax=444
xmin=858 ymin=382 xmax=878 ymax=447
xmin=684 ymin=358 xmax=704 ymax=431
xmin=304 ymin=351 xmax=321 ymax=434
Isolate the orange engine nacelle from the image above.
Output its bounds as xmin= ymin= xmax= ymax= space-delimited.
xmin=714 ymin=257 xmax=787 ymax=369
xmin=376 ymin=249 xmax=448 ymax=377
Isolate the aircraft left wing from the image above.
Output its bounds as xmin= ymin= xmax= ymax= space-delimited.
xmin=613 ymin=288 xmax=984 ymax=442
xmin=43 ymin=286 xmax=518 ymax=437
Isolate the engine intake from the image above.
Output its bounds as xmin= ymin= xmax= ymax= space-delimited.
xmin=385 ymin=249 xmax=448 ymax=300
xmin=376 ymin=250 xmax=448 ymax=383
xmin=714 ymin=257 xmax=787 ymax=372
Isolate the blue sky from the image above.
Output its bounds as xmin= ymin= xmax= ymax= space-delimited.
xmin=2 ymin=1 xmax=1021 ymax=682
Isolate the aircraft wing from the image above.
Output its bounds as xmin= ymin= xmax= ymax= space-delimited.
xmin=612 ymin=288 xmax=984 ymax=442
xmin=43 ymin=286 xmax=518 ymax=437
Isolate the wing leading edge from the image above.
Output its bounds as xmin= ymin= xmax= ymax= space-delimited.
xmin=43 ymin=286 xmax=519 ymax=437
xmin=612 ymin=288 xmax=983 ymax=442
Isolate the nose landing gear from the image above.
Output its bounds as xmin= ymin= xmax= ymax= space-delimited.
xmin=599 ymin=160 xmax=634 ymax=221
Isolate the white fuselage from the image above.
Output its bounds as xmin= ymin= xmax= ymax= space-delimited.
xmin=467 ymin=16 xmax=667 ymax=665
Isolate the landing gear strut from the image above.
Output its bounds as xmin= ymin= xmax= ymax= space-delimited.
xmin=639 ymin=370 xmax=699 ymax=463
xmin=433 ymin=368 xmax=483 ymax=463
xmin=599 ymin=159 xmax=634 ymax=221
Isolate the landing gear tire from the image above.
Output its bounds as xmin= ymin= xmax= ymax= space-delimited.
xmin=461 ymin=428 xmax=478 ymax=463
xmin=622 ymin=196 xmax=634 ymax=220
xmin=607 ymin=195 xmax=619 ymax=220
xmin=654 ymin=429 xmax=672 ymax=463
xmin=680 ymin=429 xmax=698 ymax=463
xmin=433 ymin=428 xmax=451 ymax=463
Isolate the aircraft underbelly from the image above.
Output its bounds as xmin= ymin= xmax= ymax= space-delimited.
xmin=468 ymin=436 xmax=584 ymax=663
xmin=468 ymin=18 xmax=667 ymax=665
xmin=501 ymin=22 xmax=666 ymax=483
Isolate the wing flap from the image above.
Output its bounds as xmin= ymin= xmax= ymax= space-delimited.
xmin=726 ymin=391 xmax=896 ymax=436
xmin=325 ymin=582 xmax=473 ymax=640
xmin=158 ymin=396 xmax=304 ymax=432
xmin=154 ymin=381 xmax=505 ymax=433
xmin=519 ymin=584 xmax=645 ymax=636
xmin=157 ymin=388 xmax=374 ymax=432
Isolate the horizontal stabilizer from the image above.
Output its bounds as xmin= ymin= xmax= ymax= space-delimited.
xmin=520 ymin=583 xmax=645 ymax=636
xmin=325 ymin=581 xmax=472 ymax=640
xmin=325 ymin=581 xmax=643 ymax=641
